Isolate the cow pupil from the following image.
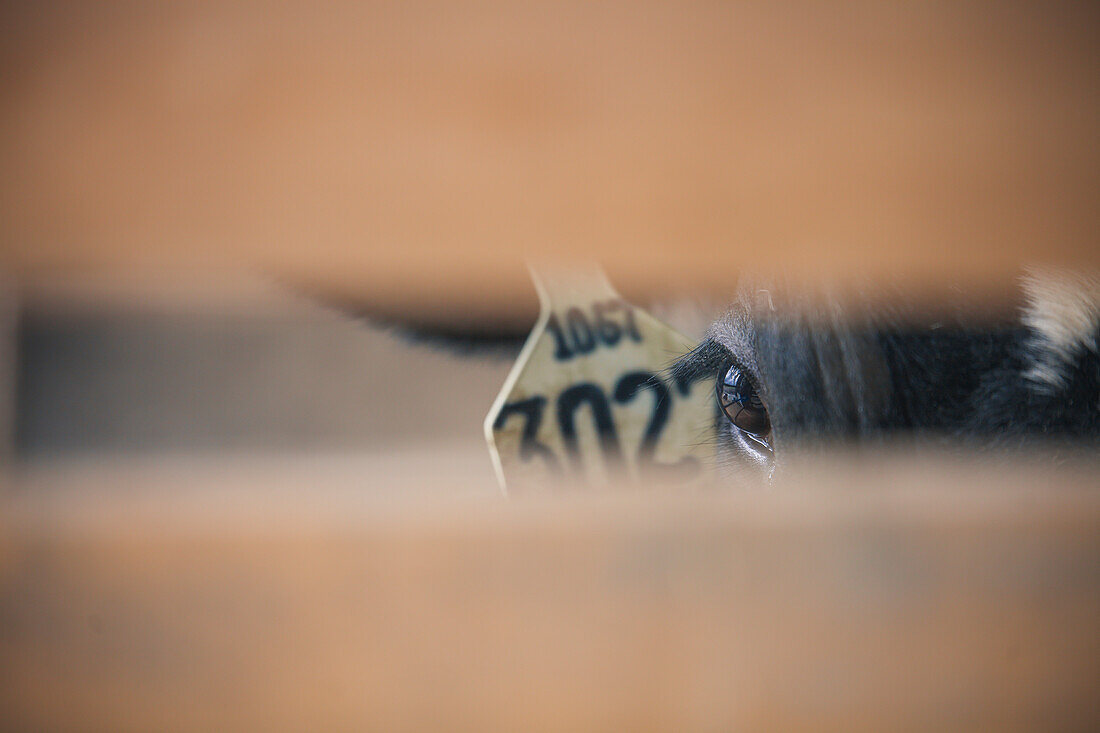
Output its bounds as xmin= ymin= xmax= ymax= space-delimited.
xmin=717 ymin=365 xmax=771 ymax=437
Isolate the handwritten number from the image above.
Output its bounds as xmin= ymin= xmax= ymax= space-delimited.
xmin=547 ymin=300 xmax=642 ymax=362
xmin=592 ymin=301 xmax=622 ymax=345
xmin=500 ymin=296 xmax=695 ymax=481
xmin=621 ymin=303 xmax=642 ymax=342
xmin=545 ymin=314 xmax=573 ymax=361
xmin=612 ymin=372 xmax=700 ymax=481
xmin=492 ymin=396 xmax=561 ymax=474
xmin=565 ymin=308 xmax=596 ymax=355
xmin=556 ymin=383 xmax=624 ymax=473
xmin=612 ymin=372 xmax=669 ymax=462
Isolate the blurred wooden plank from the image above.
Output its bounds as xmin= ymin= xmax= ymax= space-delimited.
xmin=0 ymin=2 xmax=1097 ymax=321
xmin=1 ymin=454 xmax=1098 ymax=731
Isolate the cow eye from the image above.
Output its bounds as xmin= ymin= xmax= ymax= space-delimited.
xmin=716 ymin=364 xmax=771 ymax=438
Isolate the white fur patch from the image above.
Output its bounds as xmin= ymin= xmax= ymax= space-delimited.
xmin=1021 ymin=268 xmax=1100 ymax=390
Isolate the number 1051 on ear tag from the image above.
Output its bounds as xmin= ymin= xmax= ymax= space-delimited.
xmin=485 ymin=266 xmax=713 ymax=494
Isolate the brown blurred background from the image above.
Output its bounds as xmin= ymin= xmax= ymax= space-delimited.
xmin=2 ymin=1 xmax=1098 ymax=322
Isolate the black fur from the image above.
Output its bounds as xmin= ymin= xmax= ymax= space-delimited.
xmin=677 ymin=283 xmax=1099 ymax=474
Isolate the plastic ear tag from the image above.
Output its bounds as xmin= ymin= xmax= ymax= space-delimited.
xmin=485 ymin=266 xmax=713 ymax=494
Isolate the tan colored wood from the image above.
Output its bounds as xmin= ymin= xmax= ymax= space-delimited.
xmin=1 ymin=453 xmax=1097 ymax=731
xmin=1 ymin=2 xmax=1097 ymax=323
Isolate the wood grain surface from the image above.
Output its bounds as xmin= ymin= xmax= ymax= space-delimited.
xmin=2 ymin=2 xmax=1098 ymax=324
xmin=1 ymin=452 xmax=1098 ymax=731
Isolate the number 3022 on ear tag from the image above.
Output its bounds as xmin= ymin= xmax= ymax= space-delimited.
xmin=485 ymin=267 xmax=713 ymax=494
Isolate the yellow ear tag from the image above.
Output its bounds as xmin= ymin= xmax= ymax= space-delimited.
xmin=485 ymin=266 xmax=713 ymax=494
